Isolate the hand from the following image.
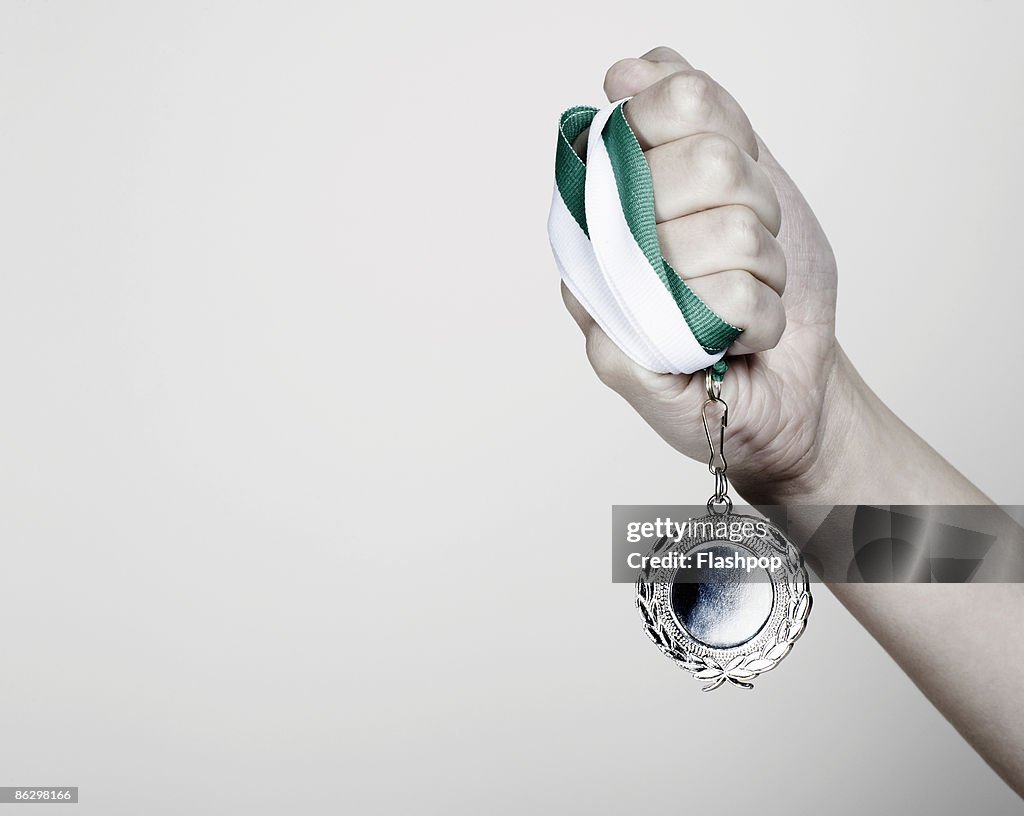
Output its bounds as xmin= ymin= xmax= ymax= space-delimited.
xmin=562 ymin=46 xmax=842 ymax=500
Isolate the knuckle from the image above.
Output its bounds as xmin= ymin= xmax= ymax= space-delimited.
xmin=733 ymin=274 xmax=760 ymax=325
xmin=724 ymin=272 xmax=786 ymax=349
xmin=722 ymin=270 xmax=760 ymax=327
xmin=692 ymin=132 xmax=745 ymax=191
xmin=663 ymin=70 xmax=716 ymax=122
xmin=722 ymin=207 xmax=763 ymax=258
xmin=771 ymin=243 xmax=788 ymax=295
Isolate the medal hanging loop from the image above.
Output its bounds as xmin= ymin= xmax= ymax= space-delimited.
xmin=702 ymin=367 xmax=732 ymax=515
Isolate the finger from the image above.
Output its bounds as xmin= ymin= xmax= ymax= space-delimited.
xmin=639 ymin=46 xmax=692 ymax=67
xmin=603 ymin=45 xmax=694 ymax=101
xmin=656 ymin=205 xmax=787 ymax=295
xmin=561 ymin=282 xmax=594 ymax=334
xmin=646 ymin=133 xmax=782 ymax=234
xmin=583 ymin=56 xmax=675 ymax=157
xmin=685 ymin=269 xmax=786 ymax=354
xmin=620 ymin=69 xmax=758 ymax=157
xmin=603 ymin=57 xmax=679 ymax=102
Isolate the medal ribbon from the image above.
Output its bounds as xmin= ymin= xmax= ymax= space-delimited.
xmin=548 ymin=100 xmax=742 ymax=375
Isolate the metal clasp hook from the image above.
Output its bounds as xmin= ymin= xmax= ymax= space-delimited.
xmin=702 ymin=365 xmax=731 ymax=514
xmin=702 ymin=397 xmax=728 ymax=474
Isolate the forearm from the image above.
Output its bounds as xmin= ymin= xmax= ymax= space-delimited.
xmin=733 ymin=347 xmax=1024 ymax=795
xmin=736 ymin=347 xmax=990 ymax=507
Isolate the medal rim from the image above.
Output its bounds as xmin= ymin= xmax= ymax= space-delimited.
xmin=635 ymin=512 xmax=811 ymax=691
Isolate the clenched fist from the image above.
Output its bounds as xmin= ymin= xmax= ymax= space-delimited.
xmin=562 ymin=46 xmax=842 ymax=501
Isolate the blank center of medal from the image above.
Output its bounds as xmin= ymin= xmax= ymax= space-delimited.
xmin=671 ymin=542 xmax=774 ymax=649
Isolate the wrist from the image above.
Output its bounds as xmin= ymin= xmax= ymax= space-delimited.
xmin=732 ymin=346 xmax=888 ymax=505
xmin=733 ymin=346 xmax=991 ymax=506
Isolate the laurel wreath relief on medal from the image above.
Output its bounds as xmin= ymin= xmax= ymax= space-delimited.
xmin=636 ymin=531 xmax=811 ymax=691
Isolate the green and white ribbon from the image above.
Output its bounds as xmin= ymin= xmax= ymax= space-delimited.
xmin=548 ymin=100 xmax=742 ymax=374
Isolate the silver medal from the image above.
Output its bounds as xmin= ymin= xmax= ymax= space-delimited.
xmin=635 ymin=369 xmax=812 ymax=691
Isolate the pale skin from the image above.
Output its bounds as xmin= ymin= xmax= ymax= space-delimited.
xmin=563 ymin=46 xmax=1024 ymax=796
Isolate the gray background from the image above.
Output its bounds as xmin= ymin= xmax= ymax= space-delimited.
xmin=2 ymin=1 xmax=1023 ymax=813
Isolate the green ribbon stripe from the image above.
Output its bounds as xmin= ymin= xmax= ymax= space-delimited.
xmin=555 ymin=104 xmax=741 ymax=356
